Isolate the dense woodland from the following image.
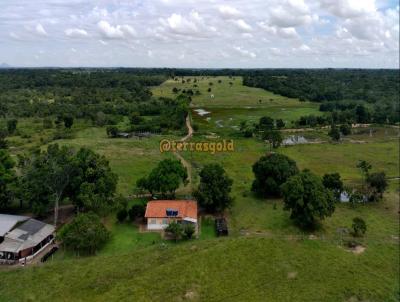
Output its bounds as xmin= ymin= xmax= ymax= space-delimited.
xmin=243 ymin=69 xmax=400 ymax=124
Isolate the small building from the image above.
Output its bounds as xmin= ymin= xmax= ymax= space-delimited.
xmin=0 ymin=214 xmax=55 ymax=264
xmin=144 ymin=200 xmax=198 ymax=231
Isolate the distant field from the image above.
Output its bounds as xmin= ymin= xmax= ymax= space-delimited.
xmin=153 ymin=76 xmax=322 ymax=135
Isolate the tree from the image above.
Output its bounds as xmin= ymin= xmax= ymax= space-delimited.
xmin=352 ymin=217 xmax=366 ymax=237
xmin=138 ymin=159 xmax=187 ymax=198
xmin=165 ymin=221 xmax=183 ymax=242
xmin=0 ymin=129 xmax=7 ymax=149
xmin=366 ymin=172 xmax=387 ymax=200
xmin=58 ymin=212 xmax=110 ymax=255
xmin=130 ymin=112 xmax=143 ymax=125
xmin=172 ymin=87 xmax=179 ymax=93
xmin=194 ymin=164 xmax=233 ymax=212
xmin=276 ymin=119 xmax=285 ymax=129
xmin=73 ymin=148 xmax=118 ymax=215
xmin=259 ymin=116 xmax=274 ymax=131
xmin=116 ymin=209 xmax=128 ymax=222
xmin=281 ymin=170 xmax=335 ymax=228
xmin=262 ymin=130 xmax=282 ymax=149
xmin=106 ymin=126 xmax=118 ymax=138
xmin=329 ymin=124 xmax=340 ymax=141
xmin=7 ymin=119 xmax=17 ymax=135
xmin=252 ymin=153 xmax=298 ymax=197
xmin=340 ymin=124 xmax=351 ymax=136
xmin=183 ymin=224 xmax=195 ymax=239
xmin=128 ymin=204 xmax=145 ymax=221
xmin=322 ymin=173 xmax=343 ymax=201
xmin=0 ymin=149 xmax=15 ymax=209
xmin=356 ymin=160 xmax=372 ymax=187
xmin=63 ymin=116 xmax=74 ymax=129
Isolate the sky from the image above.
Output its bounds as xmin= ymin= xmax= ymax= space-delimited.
xmin=0 ymin=0 xmax=399 ymax=68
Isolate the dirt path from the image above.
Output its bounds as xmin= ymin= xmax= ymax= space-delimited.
xmin=175 ymin=115 xmax=193 ymax=192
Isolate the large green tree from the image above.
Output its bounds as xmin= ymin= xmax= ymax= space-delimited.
xmin=366 ymin=172 xmax=387 ymax=200
xmin=281 ymin=170 xmax=335 ymax=228
xmin=58 ymin=212 xmax=110 ymax=255
xmin=194 ymin=164 xmax=233 ymax=212
xmin=136 ymin=159 xmax=187 ymax=198
xmin=0 ymin=149 xmax=15 ymax=209
xmin=252 ymin=153 xmax=298 ymax=197
xmin=322 ymin=172 xmax=343 ymax=201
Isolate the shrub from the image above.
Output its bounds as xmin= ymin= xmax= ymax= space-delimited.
xmin=352 ymin=217 xmax=367 ymax=237
xmin=128 ymin=204 xmax=145 ymax=221
xmin=183 ymin=224 xmax=195 ymax=239
xmin=116 ymin=209 xmax=128 ymax=222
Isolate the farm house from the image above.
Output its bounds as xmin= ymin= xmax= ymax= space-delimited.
xmin=0 ymin=214 xmax=55 ymax=264
xmin=144 ymin=200 xmax=198 ymax=231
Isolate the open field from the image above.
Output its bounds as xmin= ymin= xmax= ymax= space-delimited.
xmin=153 ymin=76 xmax=322 ymax=135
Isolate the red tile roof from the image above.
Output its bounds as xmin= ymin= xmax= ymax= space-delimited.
xmin=145 ymin=200 xmax=197 ymax=220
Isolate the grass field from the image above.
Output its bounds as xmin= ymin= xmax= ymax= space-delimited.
xmin=153 ymin=76 xmax=322 ymax=135
xmin=0 ymin=76 xmax=398 ymax=302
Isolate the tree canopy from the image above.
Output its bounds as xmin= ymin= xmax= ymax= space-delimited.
xmin=194 ymin=163 xmax=233 ymax=212
xmin=252 ymin=153 xmax=298 ymax=197
xmin=281 ymin=170 xmax=335 ymax=228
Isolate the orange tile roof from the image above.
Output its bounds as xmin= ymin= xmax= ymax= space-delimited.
xmin=145 ymin=200 xmax=197 ymax=220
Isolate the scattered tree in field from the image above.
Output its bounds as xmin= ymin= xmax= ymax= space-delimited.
xmin=281 ymin=170 xmax=335 ymax=228
xmin=136 ymin=159 xmax=187 ymax=198
xmin=366 ymin=172 xmax=387 ymax=200
xmin=349 ymin=191 xmax=364 ymax=206
xmin=165 ymin=221 xmax=183 ymax=242
xmin=322 ymin=172 xmax=343 ymax=201
xmin=128 ymin=204 xmax=145 ymax=221
xmin=58 ymin=212 xmax=110 ymax=255
xmin=116 ymin=208 xmax=128 ymax=222
xmin=352 ymin=217 xmax=366 ymax=237
xmin=63 ymin=116 xmax=74 ymax=129
xmin=340 ymin=124 xmax=351 ymax=135
xmin=276 ymin=119 xmax=285 ymax=129
xmin=357 ymin=160 xmax=372 ymax=187
xmin=106 ymin=126 xmax=119 ymax=138
xmin=262 ymin=130 xmax=283 ymax=149
xmin=7 ymin=119 xmax=17 ymax=135
xmin=329 ymin=124 xmax=340 ymax=141
xmin=194 ymin=164 xmax=233 ymax=212
xmin=130 ymin=112 xmax=143 ymax=125
xmin=207 ymin=87 xmax=212 ymax=92
xmin=239 ymin=121 xmax=254 ymax=138
xmin=172 ymin=87 xmax=179 ymax=93
xmin=183 ymin=224 xmax=195 ymax=239
xmin=252 ymin=153 xmax=298 ymax=197
xmin=258 ymin=116 xmax=274 ymax=131
xmin=0 ymin=149 xmax=15 ymax=210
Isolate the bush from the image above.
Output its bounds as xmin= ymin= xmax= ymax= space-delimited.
xmin=352 ymin=217 xmax=366 ymax=237
xmin=128 ymin=204 xmax=145 ymax=221
xmin=183 ymin=224 xmax=195 ymax=239
xmin=116 ymin=209 xmax=128 ymax=222
xmin=58 ymin=212 xmax=110 ymax=255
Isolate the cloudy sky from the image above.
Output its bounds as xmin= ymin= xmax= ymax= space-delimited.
xmin=0 ymin=0 xmax=399 ymax=68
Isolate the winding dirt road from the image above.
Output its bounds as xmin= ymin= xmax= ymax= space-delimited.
xmin=174 ymin=115 xmax=193 ymax=192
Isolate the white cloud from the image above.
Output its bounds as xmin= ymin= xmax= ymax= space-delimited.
xmin=35 ymin=23 xmax=47 ymax=36
xmin=231 ymin=19 xmax=252 ymax=32
xmin=268 ymin=0 xmax=316 ymax=27
xmin=218 ymin=5 xmax=240 ymax=19
xmin=319 ymin=0 xmax=376 ymax=18
xmin=97 ymin=20 xmax=136 ymax=39
xmin=233 ymin=46 xmax=256 ymax=58
xmin=65 ymin=28 xmax=88 ymax=38
xmin=158 ymin=10 xmax=216 ymax=38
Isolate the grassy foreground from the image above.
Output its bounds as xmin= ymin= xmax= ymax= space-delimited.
xmin=1 ymin=236 xmax=398 ymax=302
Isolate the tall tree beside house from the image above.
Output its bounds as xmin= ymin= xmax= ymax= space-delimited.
xmin=194 ymin=164 xmax=233 ymax=212
xmin=71 ymin=148 xmax=118 ymax=216
xmin=136 ymin=159 xmax=187 ymax=198
xmin=58 ymin=212 xmax=110 ymax=255
xmin=281 ymin=170 xmax=335 ymax=229
xmin=357 ymin=160 xmax=372 ymax=188
xmin=19 ymin=145 xmax=118 ymax=221
xmin=0 ymin=149 xmax=16 ymax=210
xmin=252 ymin=153 xmax=298 ymax=197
